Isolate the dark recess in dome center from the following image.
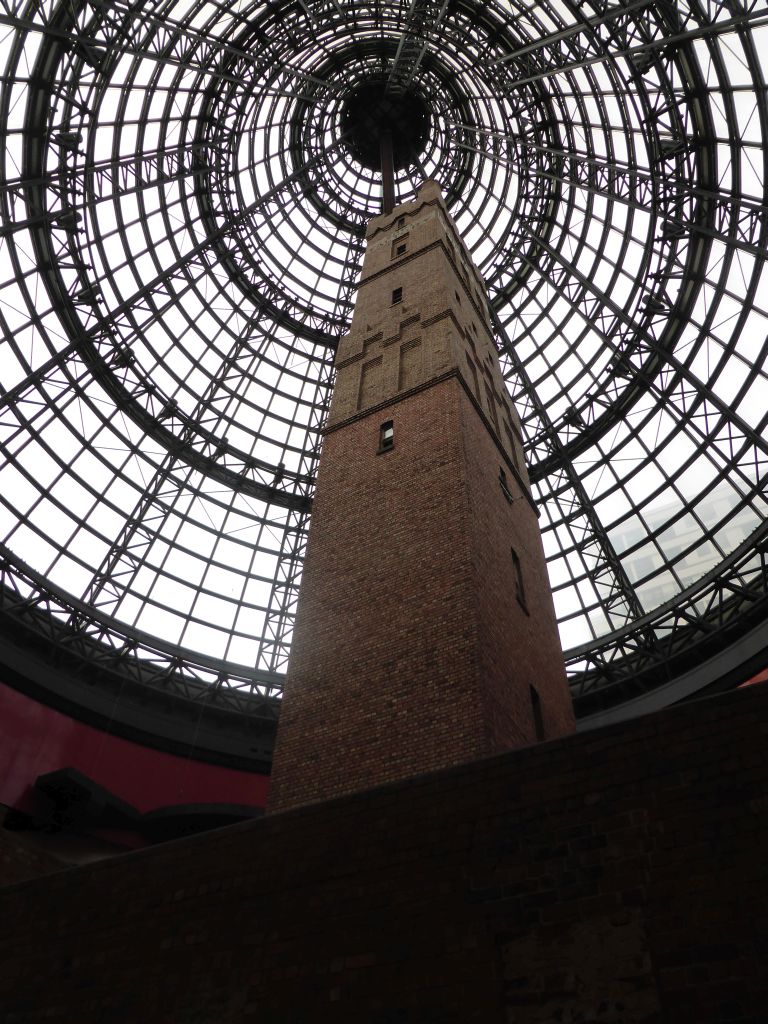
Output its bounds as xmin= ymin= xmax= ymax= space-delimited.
xmin=341 ymin=82 xmax=431 ymax=171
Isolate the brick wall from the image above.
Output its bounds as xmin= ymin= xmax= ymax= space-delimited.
xmin=268 ymin=183 xmax=574 ymax=812
xmin=2 ymin=682 xmax=766 ymax=1023
xmin=459 ymin=386 xmax=576 ymax=747
xmin=269 ymin=376 xmax=574 ymax=813
xmin=0 ymin=814 xmax=67 ymax=887
xmin=269 ymin=377 xmax=487 ymax=812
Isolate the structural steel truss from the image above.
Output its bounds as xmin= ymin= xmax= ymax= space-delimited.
xmin=0 ymin=0 xmax=767 ymax=725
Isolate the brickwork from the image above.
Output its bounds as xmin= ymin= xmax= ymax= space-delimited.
xmin=1 ymin=682 xmax=767 ymax=1022
xmin=459 ymin=389 xmax=577 ymax=746
xmin=0 ymin=814 xmax=67 ymax=887
xmin=268 ymin=182 xmax=574 ymax=812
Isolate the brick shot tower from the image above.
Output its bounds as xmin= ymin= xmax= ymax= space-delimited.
xmin=267 ymin=181 xmax=575 ymax=814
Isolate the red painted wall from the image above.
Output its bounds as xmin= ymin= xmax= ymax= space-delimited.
xmin=742 ymin=666 xmax=768 ymax=686
xmin=0 ymin=682 xmax=269 ymax=816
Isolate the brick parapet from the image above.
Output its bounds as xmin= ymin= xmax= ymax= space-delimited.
xmin=1 ymin=682 xmax=767 ymax=1022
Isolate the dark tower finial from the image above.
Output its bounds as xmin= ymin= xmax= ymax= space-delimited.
xmin=341 ymin=83 xmax=431 ymax=214
xmin=380 ymin=129 xmax=395 ymax=215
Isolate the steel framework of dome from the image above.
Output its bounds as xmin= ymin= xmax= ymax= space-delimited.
xmin=1 ymin=0 xmax=767 ymax=740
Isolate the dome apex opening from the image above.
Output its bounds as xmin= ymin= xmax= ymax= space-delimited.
xmin=341 ymin=82 xmax=431 ymax=171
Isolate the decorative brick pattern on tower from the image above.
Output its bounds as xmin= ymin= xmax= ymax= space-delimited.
xmin=267 ymin=181 xmax=575 ymax=813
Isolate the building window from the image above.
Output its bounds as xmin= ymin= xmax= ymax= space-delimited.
xmin=391 ymin=234 xmax=409 ymax=259
xmin=530 ymin=685 xmax=545 ymax=742
xmin=391 ymin=287 xmax=402 ymax=305
xmin=397 ymin=216 xmax=405 ymax=229
xmin=499 ymin=467 xmax=513 ymax=504
xmin=379 ymin=420 xmax=394 ymax=452
xmin=511 ymin=546 xmax=528 ymax=613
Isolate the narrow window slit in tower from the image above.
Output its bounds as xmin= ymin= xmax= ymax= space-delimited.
xmin=499 ymin=467 xmax=513 ymax=504
xmin=391 ymin=287 xmax=402 ymax=305
xmin=379 ymin=420 xmax=394 ymax=452
xmin=391 ymin=234 xmax=409 ymax=259
xmin=530 ymin=685 xmax=545 ymax=742
xmin=511 ymin=546 xmax=528 ymax=614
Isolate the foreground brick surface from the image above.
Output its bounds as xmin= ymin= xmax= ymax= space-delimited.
xmin=0 ymin=821 xmax=67 ymax=887
xmin=1 ymin=682 xmax=767 ymax=1022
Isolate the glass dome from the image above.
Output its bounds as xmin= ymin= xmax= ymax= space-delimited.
xmin=1 ymin=0 xmax=767 ymax=723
